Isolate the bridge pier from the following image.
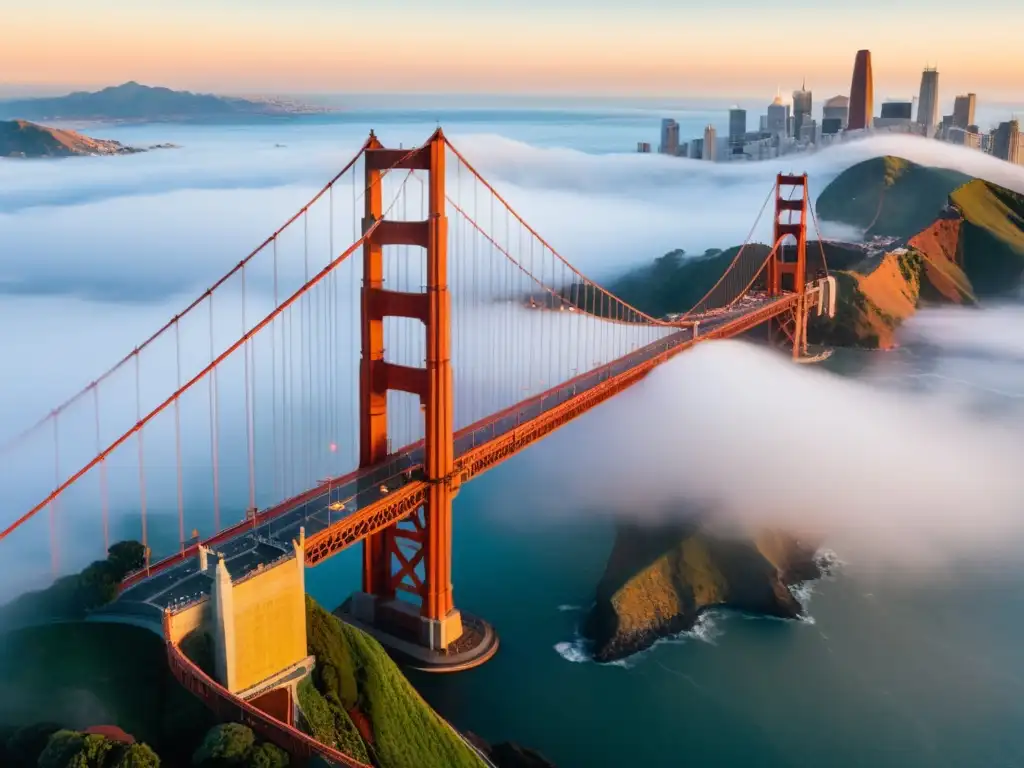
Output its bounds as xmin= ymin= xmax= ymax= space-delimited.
xmin=346 ymin=129 xmax=498 ymax=672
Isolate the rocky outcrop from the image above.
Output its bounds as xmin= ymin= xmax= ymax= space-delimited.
xmin=0 ymin=119 xmax=143 ymax=158
xmin=466 ymin=733 xmax=558 ymax=768
xmin=582 ymin=522 xmax=822 ymax=663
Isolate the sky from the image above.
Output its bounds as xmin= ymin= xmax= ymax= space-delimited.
xmin=3 ymin=0 xmax=1024 ymax=102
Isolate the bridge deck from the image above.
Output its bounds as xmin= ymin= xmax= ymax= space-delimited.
xmin=119 ymin=294 xmax=795 ymax=612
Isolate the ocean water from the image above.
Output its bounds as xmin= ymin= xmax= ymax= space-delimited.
xmin=3 ymin=103 xmax=1024 ymax=768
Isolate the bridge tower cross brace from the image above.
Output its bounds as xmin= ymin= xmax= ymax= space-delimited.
xmin=767 ymin=173 xmax=811 ymax=359
xmin=357 ymin=129 xmax=463 ymax=649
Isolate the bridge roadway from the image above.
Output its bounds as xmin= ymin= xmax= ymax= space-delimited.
xmin=117 ymin=294 xmax=794 ymax=618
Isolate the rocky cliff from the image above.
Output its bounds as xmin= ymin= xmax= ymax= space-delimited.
xmin=0 ymin=119 xmax=143 ymax=158
xmin=582 ymin=522 xmax=823 ymax=663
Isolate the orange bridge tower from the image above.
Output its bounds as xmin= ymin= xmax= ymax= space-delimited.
xmin=346 ymin=129 xmax=496 ymax=670
xmin=767 ymin=173 xmax=812 ymax=359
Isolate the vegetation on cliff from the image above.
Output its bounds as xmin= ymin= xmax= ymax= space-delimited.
xmin=583 ymin=521 xmax=822 ymax=663
xmin=0 ymin=622 xmax=215 ymax=765
xmin=950 ymin=180 xmax=1024 ymax=295
xmin=301 ymin=596 xmax=484 ymax=768
xmin=815 ymin=156 xmax=972 ymax=238
xmin=0 ymin=539 xmax=147 ymax=627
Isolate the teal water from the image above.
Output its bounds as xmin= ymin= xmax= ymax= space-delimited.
xmin=302 ymin=335 xmax=1024 ymax=768
xmin=4 ymin=104 xmax=1024 ymax=767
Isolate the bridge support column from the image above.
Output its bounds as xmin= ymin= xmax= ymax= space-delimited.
xmin=767 ymin=173 xmax=812 ymax=359
xmin=345 ymin=129 xmax=497 ymax=672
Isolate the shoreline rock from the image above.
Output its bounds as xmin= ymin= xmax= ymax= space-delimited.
xmin=582 ymin=521 xmax=824 ymax=664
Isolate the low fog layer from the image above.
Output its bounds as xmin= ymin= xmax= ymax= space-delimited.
xmin=2 ymin=122 xmax=1024 ymax=592
xmin=508 ymin=305 xmax=1024 ymax=572
xmin=4 ymin=127 xmax=1024 ymax=304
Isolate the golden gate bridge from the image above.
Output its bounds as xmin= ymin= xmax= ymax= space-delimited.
xmin=0 ymin=128 xmax=836 ymax=766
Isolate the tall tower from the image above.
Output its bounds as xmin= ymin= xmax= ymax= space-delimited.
xmin=848 ymin=50 xmax=874 ymax=131
xmin=703 ymin=125 xmax=717 ymax=161
xmin=793 ymin=79 xmax=813 ymax=139
xmin=767 ymin=173 xmax=810 ymax=359
xmin=917 ymin=67 xmax=940 ymax=138
xmin=355 ymin=128 xmax=466 ymax=653
xmin=953 ymin=93 xmax=976 ymax=130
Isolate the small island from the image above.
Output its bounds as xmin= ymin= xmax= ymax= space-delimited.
xmin=583 ymin=521 xmax=826 ymax=662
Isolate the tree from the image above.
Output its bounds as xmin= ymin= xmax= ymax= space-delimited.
xmin=38 ymin=730 xmax=115 ymax=768
xmin=192 ymin=723 xmax=255 ymax=766
xmin=106 ymin=541 xmax=148 ymax=579
xmin=36 ymin=730 xmax=160 ymax=768
xmin=109 ymin=743 xmax=161 ymax=768
xmin=246 ymin=743 xmax=290 ymax=768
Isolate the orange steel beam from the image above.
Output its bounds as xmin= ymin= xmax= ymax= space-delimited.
xmin=360 ymin=132 xmax=391 ymax=598
xmin=303 ymin=296 xmax=799 ymax=565
xmin=422 ymin=129 xmax=456 ymax=622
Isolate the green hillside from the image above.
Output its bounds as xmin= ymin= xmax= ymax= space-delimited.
xmin=815 ymin=156 xmax=972 ymax=238
xmin=951 ymin=179 xmax=1024 ymax=295
xmin=301 ymin=597 xmax=484 ymax=768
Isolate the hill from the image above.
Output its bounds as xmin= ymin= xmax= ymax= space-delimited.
xmin=0 ymin=119 xmax=145 ymax=158
xmin=950 ymin=179 xmax=1024 ymax=295
xmin=0 ymin=82 xmax=329 ymax=123
xmin=815 ymin=156 xmax=972 ymax=239
xmin=603 ymin=156 xmax=1024 ymax=350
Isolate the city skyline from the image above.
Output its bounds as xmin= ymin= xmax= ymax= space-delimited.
xmin=3 ymin=0 xmax=1024 ymax=101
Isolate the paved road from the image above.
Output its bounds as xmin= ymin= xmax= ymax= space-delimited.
xmin=117 ymin=298 xmax=780 ymax=613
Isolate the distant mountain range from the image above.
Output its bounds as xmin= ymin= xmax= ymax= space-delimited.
xmin=0 ymin=82 xmax=333 ymax=123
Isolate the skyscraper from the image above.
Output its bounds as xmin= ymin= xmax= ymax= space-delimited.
xmin=703 ymin=125 xmax=717 ymax=161
xmin=793 ymin=80 xmax=813 ymax=140
xmin=767 ymin=95 xmax=788 ymax=138
xmin=993 ymin=120 xmax=1022 ymax=165
xmin=728 ymin=107 xmax=747 ymax=148
xmin=823 ymin=95 xmax=850 ymax=129
xmin=848 ymin=50 xmax=873 ymax=131
xmin=917 ymin=67 xmax=940 ymax=138
xmin=953 ymin=93 xmax=977 ymax=129
xmin=659 ymin=118 xmax=680 ymax=155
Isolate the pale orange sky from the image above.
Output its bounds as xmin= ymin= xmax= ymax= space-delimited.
xmin=4 ymin=1 xmax=1023 ymax=102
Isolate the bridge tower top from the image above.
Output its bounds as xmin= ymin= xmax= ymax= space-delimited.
xmin=767 ymin=173 xmax=809 ymax=297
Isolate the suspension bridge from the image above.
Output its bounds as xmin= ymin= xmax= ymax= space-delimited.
xmin=0 ymin=128 xmax=836 ymax=766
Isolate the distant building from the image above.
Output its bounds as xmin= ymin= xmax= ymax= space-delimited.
xmin=690 ymin=137 xmax=704 ymax=159
xmin=793 ymin=81 xmax=813 ymax=140
xmin=947 ymin=127 xmax=981 ymax=150
xmin=992 ymin=120 xmax=1023 ymax=165
xmin=767 ymin=95 xmax=788 ymax=138
xmin=677 ymin=143 xmax=689 ymax=158
xmin=821 ymin=117 xmax=843 ymax=135
xmin=799 ymin=119 xmax=818 ymax=144
xmin=759 ymin=114 xmax=769 ymax=132
xmin=637 ymin=142 xmax=651 ymax=153
xmin=659 ymin=118 xmax=680 ymax=155
xmin=703 ymin=125 xmax=717 ymax=161
xmin=916 ymin=67 xmax=940 ymax=138
xmin=728 ymin=107 xmax=747 ymax=149
xmin=823 ymin=95 xmax=850 ymax=129
xmin=880 ymin=102 xmax=913 ymax=120
xmin=952 ymin=94 xmax=977 ymax=130
xmin=848 ymin=50 xmax=874 ymax=131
